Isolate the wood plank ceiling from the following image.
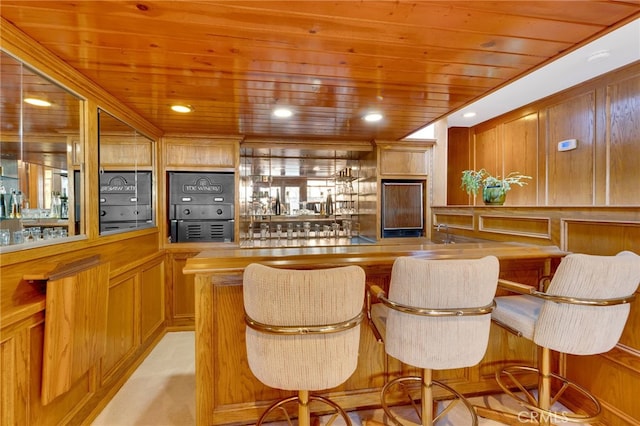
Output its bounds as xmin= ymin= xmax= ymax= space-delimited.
xmin=1 ymin=1 xmax=639 ymax=142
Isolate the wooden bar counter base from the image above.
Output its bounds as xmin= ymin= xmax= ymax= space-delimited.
xmin=183 ymin=241 xmax=566 ymax=426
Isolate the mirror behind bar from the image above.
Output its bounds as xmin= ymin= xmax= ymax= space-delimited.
xmin=98 ymin=109 xmax=156 ymax=235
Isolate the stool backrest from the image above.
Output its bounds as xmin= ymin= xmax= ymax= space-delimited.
xmin=385 ymin=256 xmax=499 ymax=370
xmin=535 ymin=251 xmax=640 ymax=355
xmin=243 ymin=263 xmax=365 ymax=391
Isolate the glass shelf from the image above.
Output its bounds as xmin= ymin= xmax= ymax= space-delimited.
xmin=239 ymin=151 xmax=361 ymax=247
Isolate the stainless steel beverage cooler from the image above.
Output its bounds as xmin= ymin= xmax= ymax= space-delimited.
xmin=168 ymin=172 xmax=235 ymax=243
xmin=99 ymin=171 xmax=153 ymax=232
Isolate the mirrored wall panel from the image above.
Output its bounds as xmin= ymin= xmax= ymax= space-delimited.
xmin=0 ymin=50 xmax=83 ymax=249
xmin=98 ymin=109 xmax=155 ymax=234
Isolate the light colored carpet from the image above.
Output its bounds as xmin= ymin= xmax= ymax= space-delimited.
xmin=93 ymin=331 xmax=583 ymax=426
xmin=92 ymin=331 xmax=196 ymax=426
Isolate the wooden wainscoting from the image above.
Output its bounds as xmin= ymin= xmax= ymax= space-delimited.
xmin=0 ymin=233 xmax=166 ymax=426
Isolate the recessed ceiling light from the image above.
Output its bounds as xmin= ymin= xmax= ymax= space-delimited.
xmin=24 ymin=97 xmax=52 ymax=107
xmin=363 ymin=112 xmax=383 ymax=122
xmin=273 ymin=107 xmax=293 ymax=118
xmin=463 ymin=112 xmax=477 ymax=118
xmin=171 ymin=104 xmax=192 ymax=113
xmin=587 ymin=49 xmax=611 ymax=62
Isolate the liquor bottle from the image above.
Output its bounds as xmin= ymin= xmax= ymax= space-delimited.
xmin=50 ymin=191 xmax=61 ymax=218
xmin=284 ymin=191 xmax=290 ymax=215
xmin=274 ymin=189 xmax=282 ymax=215
xmin=15 ymin=191 xmax=23 ymax=218
xmin=326 ymin=189 xmax=334 ymax=216
xmin=10 ymin=189 xmax=22 ymax=218
xmin=0 ymin=180 xmax=5 ymax=218
xmin=319 ymin=192 xmax=326 ymax=216
xmin=0 ymin=193 xmax=5 ymax=218
xmin=60 ymin=188 xmax=69 ymax=219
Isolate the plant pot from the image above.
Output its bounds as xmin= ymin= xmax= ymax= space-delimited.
xmin=482 ymin=186 xmax=506 ymax=205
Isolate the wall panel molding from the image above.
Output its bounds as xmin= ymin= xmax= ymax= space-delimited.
xmin=479 ymin=215 xmax=551 ymax=239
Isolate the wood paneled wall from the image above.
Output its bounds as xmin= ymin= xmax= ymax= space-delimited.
xmin=1 ymin=23 xmax=167 ymax=426
xmin=546 ymin=92 xmax=596 ymax=205
xmin=447 ymin=62 xmax=640 ymax=208
xmin=609 ymin=73 xmax=640 ymax=205
xmin=474 ymin=127 xmax=501 ymax=178
xmin=446 ymin=127 xmax=471 ymax=206
xmin=503 ymin=113 xmax=538 ymax=205
xmin=441 ymin=61 xmax=640 ymax=426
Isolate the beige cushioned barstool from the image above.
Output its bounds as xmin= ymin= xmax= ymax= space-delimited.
xmin=243 ymin=263 xmax=366 ymax=426
xmin=368 ymin=255 xmax=499 ymax=426
xmin=483 ymin=251 xmax=640 ymax=425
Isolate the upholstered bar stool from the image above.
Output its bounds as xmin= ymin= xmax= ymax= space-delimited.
xmin=368 ymin=255 xmax=499 ymax=426
xmin=484 ymin=251 xmax=640 ymax=425
xmin=243 ymin=263 xmax=366 ymax=426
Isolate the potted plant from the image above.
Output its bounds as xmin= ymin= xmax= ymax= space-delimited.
xmin=461 ymin=168 xmax=532 ymax=205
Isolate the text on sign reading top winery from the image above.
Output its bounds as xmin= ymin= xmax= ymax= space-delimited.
xmin=182 ymin=178 xmax=223 ymax=194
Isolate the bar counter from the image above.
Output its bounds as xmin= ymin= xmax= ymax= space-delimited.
xmin=184 ymin=241 xmax=566 ymax=426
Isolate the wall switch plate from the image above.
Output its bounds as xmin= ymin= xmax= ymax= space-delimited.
xmin=558 ymin=139 xmax=578 ymax=151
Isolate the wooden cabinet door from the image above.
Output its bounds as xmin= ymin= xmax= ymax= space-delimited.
xmin=100 ymin=137 xmax=153 ymax=168
xmin=1 ymin=333 xmax=18 ymax=425
xmin=379 ymin=146 xmax=431 ymax=176
xmin=41 ymin=261 xmax=109 ymax=404
xmin=101 ymin=275 xmax=137 ymax=382
xmin=164 ymin=136 xmax=238 ymax=169
xmin=140 ymin=261 xmax=165 ymax=342
xmin=170 ymin=253 xmax=197 ymax=326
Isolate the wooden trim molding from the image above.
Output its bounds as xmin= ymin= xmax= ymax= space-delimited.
xmin=432 ymin=212 xmax=474 ymax=230
xmin=431 ymin=206 xmax=640 ymax=249
xmin=561 ymin=218 xmax=640 ymax=253
xmin=479 ymin=215 xmax=551 ymax=240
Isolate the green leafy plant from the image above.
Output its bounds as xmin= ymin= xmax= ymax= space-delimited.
xmin=461 ymin=168 xmax=532 ymax=197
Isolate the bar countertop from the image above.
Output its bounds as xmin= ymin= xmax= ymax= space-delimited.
xmin=183 ymin=240 xmax=567 ymax=275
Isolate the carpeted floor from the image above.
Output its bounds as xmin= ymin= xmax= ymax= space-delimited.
xmin=92 ymin=331 xmax=582 ymax=426
xmin=92 ymin=331 xmax=196 ymax=426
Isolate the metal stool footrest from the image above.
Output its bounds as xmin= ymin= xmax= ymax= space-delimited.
xmin=256 ymin=394 xmax=353 ymax=426
xmin=381 ymin=376 xmax=478 ymax=426
xmin=495 ymin=365 xmax=602 ymax=424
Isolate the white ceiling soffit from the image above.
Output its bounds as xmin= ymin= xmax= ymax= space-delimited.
xmin=409 ymin=17 xmax=640 ymax=134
